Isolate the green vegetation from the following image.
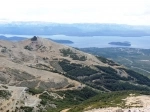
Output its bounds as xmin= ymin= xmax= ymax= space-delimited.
xmin=20 ymin=106 xmax=34 ymax=112
xmin=96 ymin=66 xmax=117 ymax=75
xmin=59 ymin=59 xmax=150 ymax=91
xmin=59 ymin=59 xmax=81 ymax=71
xmin=28 ymin=88 xmax=44 ymax=95
xmin=60 ymin=48 xmax=87 ymax=61
xmin=29 ymin=63 xmax=51 ymax=71
xmin=67 ymin=66 xmax=97 ymax=77
xmin=70 ymin=54 xmax=87 ymax=61
xmin=59 ymin=59 xmax=99 ymax=85
xmin=0 ymin=47 xmax=11 ymax=53
xmin=81 ymin=47 xmax=150 ymax=78
xmin=121 ymin=68 xmax=150 ymax=86
xmin=2 ymin=85 xmax=8 ymax=89
xmin=59 ymin=60 xmax=96 ymax=76
xmin=60 ymin=48 xmax=74 ymax=57
xmin=28 ymin=63 xmax=60 ymax=74
xmin=103 ymin=82 xmax=150 ymax=91
xmin=24 ymin=45 xmax=33 ymax=51
xmin=93 ymin=66 xmax=150 ymax=91
xmin=1 ymin=48 xmax=7 ymax=53
xmin=96 ymin=56 xmax=119 ymax=66
xmin=39 ymin=87 xmax=97 ymax=112
xmin=68 ymin=91 xmax=150 ymax=112
xmin=0 ymin=90 xmax=11 ymax=99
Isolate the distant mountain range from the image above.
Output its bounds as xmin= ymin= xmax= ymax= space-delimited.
xmin=0 ymin=21 xmax=150 ymax=37
xmin=0 ymin=35 xmax=27 ymax=41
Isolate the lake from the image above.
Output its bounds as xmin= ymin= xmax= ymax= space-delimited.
xmin=1 ymin=34 xmax=150 ymax=49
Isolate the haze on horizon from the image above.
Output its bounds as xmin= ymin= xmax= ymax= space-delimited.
xmin=0 ymin=0 xmax=150 ymax=25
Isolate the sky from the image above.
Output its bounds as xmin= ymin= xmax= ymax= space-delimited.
xmin=0 ymin=0 xmax=150 ymax=25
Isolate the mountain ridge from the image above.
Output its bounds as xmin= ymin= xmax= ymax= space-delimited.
xmin=0 ymin=37 xmax=150 ymax=111
xmin=0 ymin=37 xmax=150 ymax=91
xmin=0 ymin=35 xmax=74 ymax=44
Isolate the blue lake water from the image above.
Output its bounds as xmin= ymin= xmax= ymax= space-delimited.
xmin=1 ymin=34 xmax=150 ymax=49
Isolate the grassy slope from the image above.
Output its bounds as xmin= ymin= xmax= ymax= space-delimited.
xmin=69 ymin=91 xmax=150 ymax=112
xmin=38 ymin=87 xmax=98 ymax=112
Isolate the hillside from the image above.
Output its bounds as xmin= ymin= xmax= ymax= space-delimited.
xmin=81 ymin=47 xmax=150 ymax=78
xmin=69 ymin=91 xmax=150 ymax=112
xmin=0 ymin=37 xmax=150 ymax=111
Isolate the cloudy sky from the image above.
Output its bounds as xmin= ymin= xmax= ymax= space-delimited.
xmin=0 ymin=0 xmax=150 ymax=25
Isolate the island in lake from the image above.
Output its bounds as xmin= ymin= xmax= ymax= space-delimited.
xmin=108 ymin=41 xmax=131 ymax=46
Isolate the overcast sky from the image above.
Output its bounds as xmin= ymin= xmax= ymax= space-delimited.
xmin=0 ymin=0 xmax=150 ymax=25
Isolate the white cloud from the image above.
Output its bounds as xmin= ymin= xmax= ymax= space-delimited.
xmin=0 ymin=0 xmax=150 ymax=25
